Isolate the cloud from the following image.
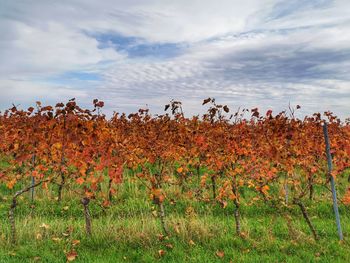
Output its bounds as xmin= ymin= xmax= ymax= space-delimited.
xmin=94 ymin=21 xmax=350 ymax=118
xmin=0 ymin=0 xmax=349 ymax=119
xmin=0 ymin=79 xmax=89 ymax=111
xmin=0 ymin=0 xmax=274 ymax=43
xmin=0 ymin=20 xmax=122 ymax=77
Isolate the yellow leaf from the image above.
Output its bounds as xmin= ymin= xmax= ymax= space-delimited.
xmin=40 ymin=223 xmax=50 ymax=230
xmin=53 ymin=142 xmax=62 ymax=149
xmin=152 ymin=210 xmax=158 ymax=217
xmin=174 ymin=224 xmax=180 ymax=234
xmin=51 ymin=237 xmax=61 ymax=242
xmin=176 ymin=167 xmax=183 ymax=173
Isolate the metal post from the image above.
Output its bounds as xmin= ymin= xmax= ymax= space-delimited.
xmin=323 ymin=123 xmax=343 ymax=240
xmin=31 ymin=154 xmax=36 ymax=201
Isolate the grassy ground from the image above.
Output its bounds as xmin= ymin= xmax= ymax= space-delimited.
xmin=1 ymin=169 xmax=350 ymax=262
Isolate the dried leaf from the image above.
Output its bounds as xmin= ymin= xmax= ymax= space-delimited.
xmin=165 ymin=243 xmax=173 ymax=249
xmin=72 ymin=240 xmax=80 ymax=246
xmin=158 ymin=250 xmax=166 ymax=257
xmin=40 ymin=223 xmax=50 ymax=230
xmin=176 ymin=167 xmax=183 ymax=173
xmin=66 ymin=250 xmax=78 ymax=261
xmin=51 ymin=237 xmax=61 ymax=242
xmin=216 ymin=250 xmax=225 ymax=258
xmin=202 ymin=98 xmax=211 ymax=105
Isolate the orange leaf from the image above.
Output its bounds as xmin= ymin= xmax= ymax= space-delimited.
xmin=176 ymin=167 xmax=183 ymax=173
xmin=76 ymin=177 xmax=84 ymax=185
xmin=6 ymin=179 xmax=17 ymax=189
xmin=261 ymin=185 xmax=270 ymax=195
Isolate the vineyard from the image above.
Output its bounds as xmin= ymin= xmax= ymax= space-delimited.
xmin=1 ymin=98 xmax=350 ymax=262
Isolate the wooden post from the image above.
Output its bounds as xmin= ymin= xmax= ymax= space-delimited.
xmin=81 ymin=197 xmax=92 ymax=236
xmin=284 ymin=183 xmax=289 ymax=204
xmin=323 ymin=123 xmax=343 ymax=240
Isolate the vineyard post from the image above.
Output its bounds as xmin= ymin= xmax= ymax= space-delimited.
xmin=31 ymin=176 xmax=35 ymax=201
xmin=284 ymin=182 xmax=289 ymax=204
xmin=322 ymin=123 xmax=343 ymax=240
xmin=81 ymin=197 xmax=92 ymax=236
xmin=31 ymin=154 xmax=36 ymax=201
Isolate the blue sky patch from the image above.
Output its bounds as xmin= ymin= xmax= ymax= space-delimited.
xmin=268 ymin=0 xmax=332 ymax=20
xmin=92 ymin=32 xmax=186 ymax=59
xmin=45 ymin=71 xmax=102 ymax=85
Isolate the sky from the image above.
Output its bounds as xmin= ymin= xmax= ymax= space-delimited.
xmin=0 ymin=0 xmax=350 ymax=119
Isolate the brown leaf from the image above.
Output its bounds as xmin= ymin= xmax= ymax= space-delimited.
xmin=66 ymin=250 xmax=78 ymax=261
xmin=202 ymin=98 xmax=211 ymax=105
xmin=165 ymin=243 xmax=173 ymax=249
xmin=216 ymin=250 xmax=225 ymax=258
xmin=72 ymin=240 xmax=80 ymax=246
xmin=221 ymin=201 xmax=228 ymax=209
xmin=158 ymin=250 xmax=166 ymax=257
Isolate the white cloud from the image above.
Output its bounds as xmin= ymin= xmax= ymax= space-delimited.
xmin=0 ymin=0 xmax=349 ymax=119
xmin=0 ymin=20 xmax=123 ymax=78
xmin=94 ymin=20 xmax=350 ymax=118
xmin=0 ymin=79 xmax=89 ymax=110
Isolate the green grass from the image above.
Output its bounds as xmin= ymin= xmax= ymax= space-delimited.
xmin=1 ymin=170 xmax=350 ymax=262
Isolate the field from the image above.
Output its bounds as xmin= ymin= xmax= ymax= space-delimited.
xmin=1 ymin=100 xmax=350 ymax=262
xmin=1 ymin=163 xmax=350 ymax=263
